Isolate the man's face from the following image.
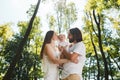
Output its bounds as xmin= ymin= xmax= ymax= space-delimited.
xmin=68 ymin=32 xmax=74 ymax=43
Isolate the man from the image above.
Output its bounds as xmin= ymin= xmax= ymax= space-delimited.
xmin=61 ymin=28 xmax=86 ymax=80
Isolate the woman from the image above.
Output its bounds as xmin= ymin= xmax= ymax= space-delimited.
xmin=40 ymin=30 xmax=69 ymax=80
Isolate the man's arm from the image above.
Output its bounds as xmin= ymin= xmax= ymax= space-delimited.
xmin=62 ymin=48 xmax=79 ymax=63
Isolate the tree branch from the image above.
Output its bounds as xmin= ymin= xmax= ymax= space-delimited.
xmin=93 ymin=10 xmax=99 ymax=26
xmin=89 ymin=11 xmax=98 ymax=37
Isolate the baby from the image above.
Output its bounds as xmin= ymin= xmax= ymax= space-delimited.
xmin=58 ymin=34 xmax=69 ymax=48
xmin=57 ymin=34 xmax=69 ymax=69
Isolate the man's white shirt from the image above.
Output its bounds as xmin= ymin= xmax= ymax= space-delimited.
xmin=61 ymin=41 xmax=86 ymax=79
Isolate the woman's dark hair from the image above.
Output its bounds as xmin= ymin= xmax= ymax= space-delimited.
xmin=40 ymin=30 xmax=54 ymax=59
xmin=69 ymin=27 xmax=83 ymax=42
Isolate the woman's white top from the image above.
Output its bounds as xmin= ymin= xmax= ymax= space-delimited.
xmin=42 ymin=47 xmax=60 ymax=80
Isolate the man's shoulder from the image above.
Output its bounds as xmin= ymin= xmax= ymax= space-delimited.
xmin=75 ymin=42 xmax=85 ymax=49
xmin=76 ymin=41 xmax=84 ymax=45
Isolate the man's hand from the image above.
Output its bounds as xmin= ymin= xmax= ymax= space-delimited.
xmin=71 ymin=59 xmax=78 ymax=64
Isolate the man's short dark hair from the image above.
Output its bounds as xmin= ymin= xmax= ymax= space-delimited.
xmin=69 ymin=28 xmax=83 ymax=42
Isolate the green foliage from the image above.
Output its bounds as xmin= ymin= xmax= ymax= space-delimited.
xmin=0 ymin=23 xmax=13 ymax=46
xmin=48 ymin=15 xmax=56 ymax=30
xmin=83 ymin=0 xmax=120 ymax=79
xmin=0 ymin=4 xmax=43 ymax=79
xmin=85 ymin=0 xmax=120 ymax=13
xmin=1 ymin=34 xmax=43 ymax=79
xmin=47 ymin=1 xmax=77 ymax=33
xmin=26 ymin=4 xmax=36 ymax=17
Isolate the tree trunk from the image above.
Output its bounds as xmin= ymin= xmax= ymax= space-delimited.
xmin=107 ymin=54 xmax=114 ymax=80
xmin=92 ymin=58 xmax=96 ymax=80
xmin=89 ymin=12 xmax=100 ymax=80
xmin=3 ymin=0 xmax=41 ymax=80
xmin=108 ymin=52 xmax=120 ymax=70
xmin=56 ymin=11 xmax=60 ymax=33
xmin=90 ymin=33 xmax=100 ymax=80
xmin=59 ymin=10 xmax=62 ymax=33
xmin=88 ymin=56 xmax=92 ymax=80
xmin=93 ymin=10 xmax=109 ymax=80
xmin=34 ymin=43 xmax=38 ymax=80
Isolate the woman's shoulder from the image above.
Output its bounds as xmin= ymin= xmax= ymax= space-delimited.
xmin=45 ymin=43 xmax=51 ymax=46
xmin=45 ymin=43 xmax=51 ymax=48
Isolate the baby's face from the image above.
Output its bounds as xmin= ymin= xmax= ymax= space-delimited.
xmin=59 ymin=34 xmax=65 ymax=41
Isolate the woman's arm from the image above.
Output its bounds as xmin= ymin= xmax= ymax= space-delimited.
xmin=45 ymin=44 xmax=69 ymax=64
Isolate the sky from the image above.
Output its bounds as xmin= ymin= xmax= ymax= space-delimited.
xmin=0 ymin=0 xmax=87 ymax=34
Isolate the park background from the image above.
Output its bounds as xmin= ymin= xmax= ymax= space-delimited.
xmin=0 ymin=0 xmax=120 ymax=80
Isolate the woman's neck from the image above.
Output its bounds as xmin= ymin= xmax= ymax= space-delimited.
xmin=51 ymin=40 xmax=55 ymax=46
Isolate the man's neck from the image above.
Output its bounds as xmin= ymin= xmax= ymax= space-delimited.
xmin=73 ymin=41 xmax=77 ymax=44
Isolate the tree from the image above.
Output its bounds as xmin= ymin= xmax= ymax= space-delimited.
xmin=83 ymin=0 xmax=120 ymax=79
xmin=3 ymin=0 xmax=41 ymax=79
xmin=2 ymin=33 xmax=43 ymax=80
xmin=0 ymin=23 xmax=14 ymax=79
xmin=47 ymin=0 xmax=77 ymax=34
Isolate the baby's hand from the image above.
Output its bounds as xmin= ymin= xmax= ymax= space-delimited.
xmin=58 ymin=46 xmax=63 ymax=52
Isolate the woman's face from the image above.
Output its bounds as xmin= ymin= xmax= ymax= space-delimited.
xmin=52 ymin=32 xmax=58 ymax=40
